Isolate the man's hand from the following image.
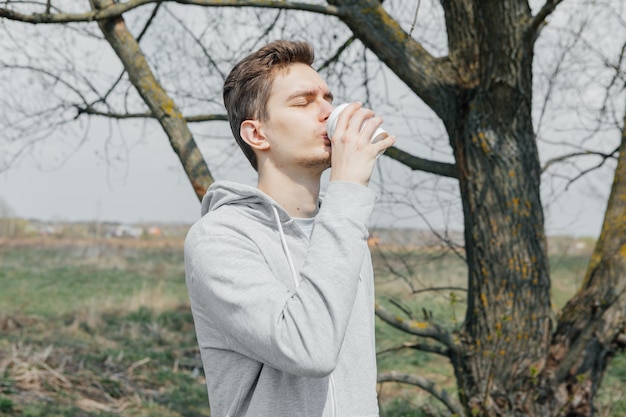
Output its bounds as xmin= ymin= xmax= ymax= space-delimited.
xmin=328 ymin=102 xmax=396 ymax=187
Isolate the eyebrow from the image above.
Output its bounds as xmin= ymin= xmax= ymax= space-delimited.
xmin=286 ymin=89 xmax=334 ymax=103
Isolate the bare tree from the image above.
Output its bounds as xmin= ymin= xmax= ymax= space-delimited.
xmin=1 ymin=1 xmax=625 ymax=416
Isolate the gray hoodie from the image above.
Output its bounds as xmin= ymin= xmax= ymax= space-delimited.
xmin=184 ymin=180 xmax=379 ymax=417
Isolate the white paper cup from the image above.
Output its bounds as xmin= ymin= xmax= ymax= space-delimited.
xmin=326 ymin=103 xmax=388 ymax=157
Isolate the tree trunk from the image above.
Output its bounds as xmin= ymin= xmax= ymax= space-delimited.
xmin=540 ymin=99 xmax=626 ymax=417
xmin=450 ymin=3 xmax=554 ymax=415
xmin=335 ymin=1 xmax=625 ymax=415
xmin=338 ymin=1 xmax=551 ymax=414
xmin=91 ymin=0 xmax=213 ymax=200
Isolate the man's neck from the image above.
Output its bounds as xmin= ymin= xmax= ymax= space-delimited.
xmin=257 ymin=167 xmax=321 ymax=218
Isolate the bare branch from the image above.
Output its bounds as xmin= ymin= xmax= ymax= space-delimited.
xmin=88 ymin=3 xmax=161 ymax=109
xmin=178 ymin=114 xmax=228 ymax=123
xmin=375 ymin=303 xmax=456 ymax=351
xmin=378 ymin=371 xmax=466 ymax=417
xmin=0 ymin=0 xmax=339 ymax=24
xmin=375 ymin=248 xmax=419 ymax=293
xmin=527 ymin=0 xmax=567 ymax=39
xmin=534 ymin=14 xmax=587 ymax=138
xmin=331 ymin=1 xmax=456 ymax=122
xmin=75 ymin=106 xmax=228 ymax=122
xmin=137 ymin=2 xmax=162 ymax=42
xmin=91 ymin=0 xmax=213 ymax=199
xmin=388 ymin=298 xmax=415 ymax=320
xmin=164 ymin=5 xmax=226 ymax=80
xmin=1 ymin=0 xmax=154 ymax=23
xmin=377 ymin=340 xmax=451 ymax=358
xmin=408 ymin=0 xmax=422 ymax=37
xmin=317 ymin=36 xmax=356 ymax=72
xmin=541 ymin=147 xmax=619 ymax=173
xmin=563 ymin=154 xmax=619 ymax=190
xmin=384 ymin=146 xmax=458 ymax=178
xmin=176 ymin=0 xmax=338 ymax=15
xmin=412 ymin=286 xmax=466 ymax=295
xmin=0 ymin=63 xmax=90 ymax=106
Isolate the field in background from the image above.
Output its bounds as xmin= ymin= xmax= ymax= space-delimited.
xmin=0 ymin=233 xmax=624 ymax=416
xmin=369 ymin=235 xmax=626 ymax=416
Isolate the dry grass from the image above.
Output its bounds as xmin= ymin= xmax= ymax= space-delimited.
xmin=3 ymin=234 xmax=622 ymax=417
xmin=0 ymin=238 xmax=208 ymax=417
xmin=0 ymin=308 xmax=206 ymax=417
xmin=1 ymin=339 xmax=140 ymax=414
xmin=123 ymin=280 xmax=184 ymax=314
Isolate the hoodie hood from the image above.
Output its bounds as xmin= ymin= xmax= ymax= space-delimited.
xmin=201 ymin=180 xmax=293 ymax=225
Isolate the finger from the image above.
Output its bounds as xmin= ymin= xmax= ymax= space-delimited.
xmin=359 ymin=116 xmax=384 ymax=142
xmin=334 ymin=102 xmax=362 ymax=135
xmin=372 ymin=134 xmax=396 ymax=157
xmin=340 ymin=109 xmax=376 ymax=147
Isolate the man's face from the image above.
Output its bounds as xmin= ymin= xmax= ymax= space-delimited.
xmin=260 ymin=63 xmax=334 ymax=172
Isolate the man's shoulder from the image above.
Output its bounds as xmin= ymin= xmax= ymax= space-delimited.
xmin=187 ymin=204 xmax=243 ymax=238
xmin=185 ymin=204 xmax=275 ymax=247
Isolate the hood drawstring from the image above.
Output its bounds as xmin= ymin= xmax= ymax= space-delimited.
xmin=271 ymin=206 xmax=338 ymax=417
xmin=272 ymin=206 xmax=300 ymax=289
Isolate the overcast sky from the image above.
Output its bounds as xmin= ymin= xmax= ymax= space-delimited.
xmin=0 ymin=113 xmax=610 ymax=238
xmin=1 ymin=1 xmax=621 ymax=239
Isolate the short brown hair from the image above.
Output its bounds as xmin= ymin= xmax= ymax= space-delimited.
xmin=223 ymin=40 xmax=315 ymax=171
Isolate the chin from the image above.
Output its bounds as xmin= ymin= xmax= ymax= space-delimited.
xmin=299 ymin=153 xmax=330 ymax=170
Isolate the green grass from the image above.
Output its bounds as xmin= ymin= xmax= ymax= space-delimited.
xmin=0 ymin=243 xmax=187 ymax=316
xmin=597 ymin=352 xmax=626 ymax=416
xmin=370 ymin=240 xmax=626 ymax=414
xmin=0 ymin=306 xmax=210 ymax=417
xmin=0 ymin=239 xmax=208 ymax=417
xmin=1 ymin=237 xmax=624 ymax=416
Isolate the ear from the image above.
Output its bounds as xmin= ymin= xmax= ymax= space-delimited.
xmin=240 ymin=120 xmax=270 ymax=151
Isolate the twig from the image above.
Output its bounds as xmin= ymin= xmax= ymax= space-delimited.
xmin=408 ymin=0 xmax=421 ymax=37
xmin=127 ymin=357 xmax=151 ymax=374
xmin=317 ymin=36 xmax=356 ymax=72
xmin=0 ymin=1 xmax=340 ymax=24
xmin=541 ymin=147 xmax=619 ymax=173
xmin=377 ymin=340 xmax=450 ymax=357
xmin=75 ymin=106 xmax=228 ymax=122
xmin=389 ymin=298 xmax=414 ymax=320
xmin=527 ymin=0 xmax=566 ymax=39
xmin=378 ymin=371 xmax=466 ymax=417
xmin=412 ymin=286 xmax=467 ymax=295
xmin=375 ymin=303 xmax=456 ymax=351
xmin=384 ymin=146 xmax=458 ymax=178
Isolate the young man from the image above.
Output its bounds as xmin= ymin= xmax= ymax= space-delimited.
xmin=184 ymin=40 xmax=395 ymax=417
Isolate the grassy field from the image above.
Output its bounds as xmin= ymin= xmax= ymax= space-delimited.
xmin=0 ymin=235 xmax=624 ymax=416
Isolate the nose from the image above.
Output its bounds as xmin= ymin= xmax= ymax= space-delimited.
xmin=321 ymin=99 xmax=333 ymax=121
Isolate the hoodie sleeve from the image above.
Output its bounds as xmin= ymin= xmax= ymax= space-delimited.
xmin=185 ymin=181 xmax=376 ymax=377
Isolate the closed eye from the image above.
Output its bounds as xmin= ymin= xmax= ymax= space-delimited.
xmin=287 ymin=88 xmax=332 ymax=106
